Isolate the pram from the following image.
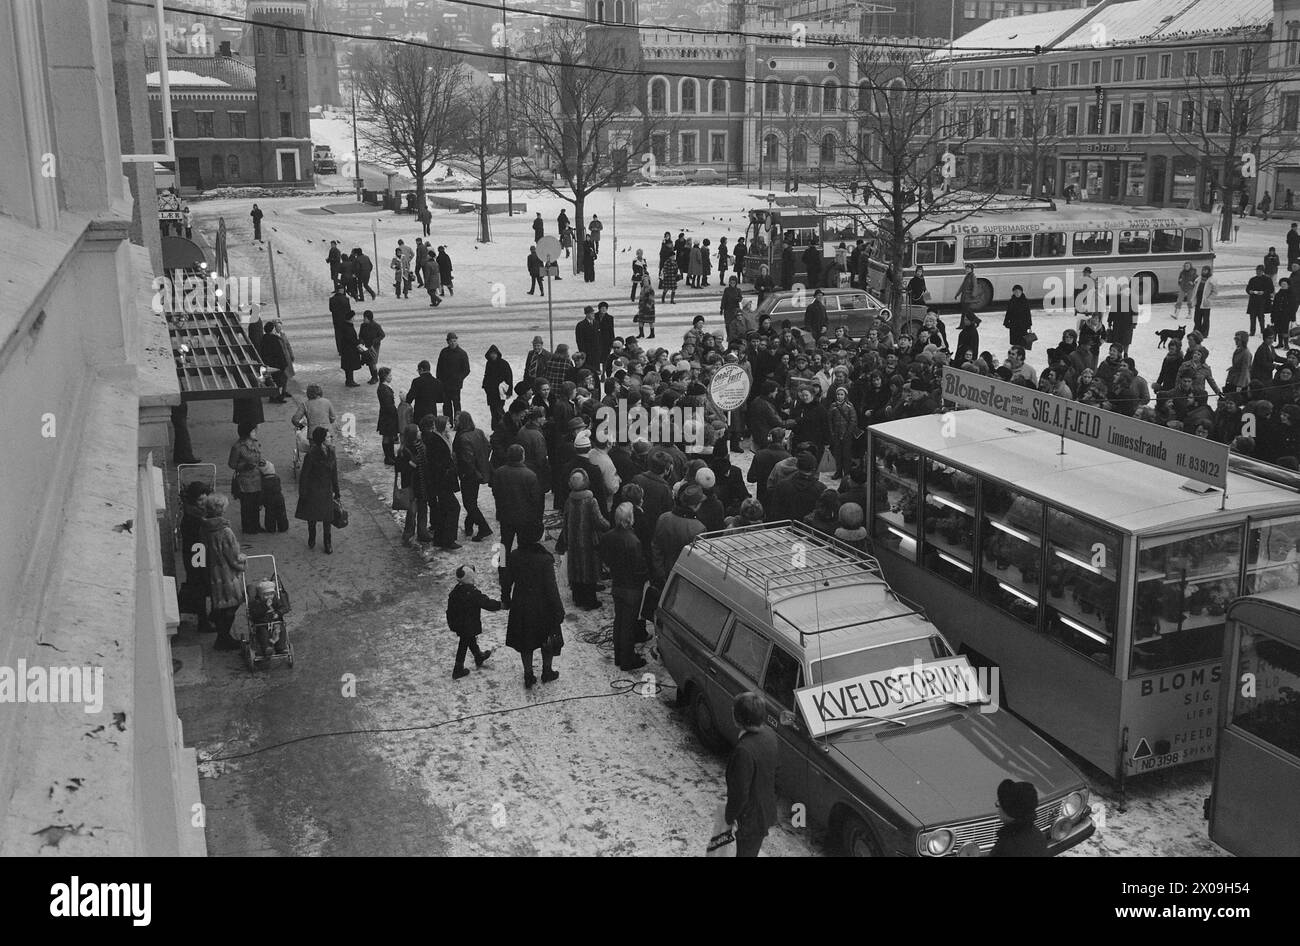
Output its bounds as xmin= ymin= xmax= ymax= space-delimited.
xmin=240 ymin=554 xmax=294 ymax=671
xmin=292 ymin=420 xmax=309 ymax=482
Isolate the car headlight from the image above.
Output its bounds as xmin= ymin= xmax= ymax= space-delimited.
xmin=919 ymin=828 xmax=954 ymax=856
xmin=1059 ymin=789 xmax=1088 ymax=820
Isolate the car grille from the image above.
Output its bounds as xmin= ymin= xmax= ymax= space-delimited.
xmin=939 ymin=800 xmax=1061 ymax=856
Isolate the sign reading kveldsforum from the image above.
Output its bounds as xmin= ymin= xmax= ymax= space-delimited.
xmin=940 ymin=369 xmax=1230 ymax=490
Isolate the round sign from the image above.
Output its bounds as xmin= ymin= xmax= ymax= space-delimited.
xmin=536 ymin=235 xmax=562 ymax=264
xmin=709 ymin=364 xmax=751 ymax=412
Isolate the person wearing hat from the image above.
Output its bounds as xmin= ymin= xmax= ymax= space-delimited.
xmin=767 ymin=451 xmax=826 ymax=523
xmin=296 ymin=426 xmax=340 ymax=554
xmin=652 ymin=482 xmax=707 ymax=583
xmin=436 ymin=333 xmax=470 ymax=418
xmin=566 ymin=428 xmax=611 ymax=520
xmin=724 ymin=497 xmax=765 ymax=531
xmin=694 ymin=467 xmax=726 ymax=532
xmin=514 ymin=408 xmax=550 ymax=492
xmin=596 ymin=301 xmax=616 ymax=378
xmin=445 ymin=564 xmax=499 ymax=679
xmin=491 ymin=444 xmax=544 ymax=600
xmin=834 ymin=502 xmax=869 ymax=551
xmin=987 ymin=779 xmax=1049 ymax=857
xmin=503 ymin=523 xmax=565 ymax=688
xmin=576 ymin=305 xmax=600 ymax=370
xmin=559 ymin=468 xmax=610 ymax=609
xmin=551 ymin=410 xmax=586 ymax=511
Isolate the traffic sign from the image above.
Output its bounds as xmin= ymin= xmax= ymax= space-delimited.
xmin=536 ymin=235 xmax=562 ymax=264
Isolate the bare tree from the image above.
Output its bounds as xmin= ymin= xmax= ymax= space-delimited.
xmin=459 ymin=78 xmax=510 ymax=242
xmin=1004 ymin=84 xmax=1066 ymax=198
xmin=836 ymin=49 xmax=1005 ymax=320
xmin=1161 ymin=38 xmax=1300 ymax=241
xmin=353 ymin=45 xmax=470 ymax=212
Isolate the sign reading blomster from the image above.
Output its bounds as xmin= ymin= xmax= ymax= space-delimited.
xmin=940 ymin=368 xmax=1229 ymax=490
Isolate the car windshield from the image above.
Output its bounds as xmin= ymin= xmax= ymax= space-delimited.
xmin=809 ymin=635 xmax=953 ymax=686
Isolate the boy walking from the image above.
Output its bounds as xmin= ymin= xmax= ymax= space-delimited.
xmin=446 ymin=564 xmax=499 ymax=679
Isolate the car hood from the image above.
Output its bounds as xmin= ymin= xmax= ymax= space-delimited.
xmin=826 ymin=710 xmax=1084 ymax=828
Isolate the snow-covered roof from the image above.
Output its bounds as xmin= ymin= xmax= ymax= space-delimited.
xmin=147 ymin=70 xmax=230 ymax=87
xmin=144 ymin=55 xmax=258 ymax=89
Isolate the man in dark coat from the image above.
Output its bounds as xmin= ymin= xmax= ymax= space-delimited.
xmin=415 ymin=238 xmax=429 ymax=288
xmin=575 ymin=306 xmax=599 ymax=366
xmin=437 ymin=246 xmax=454 ymax=296
xmin=492 ymin=443 xmax=543 ymax=559
xmin=421 ymin=415 xmax=462 ymax=551
xmin=250 ymin=203 xmax=263 ymax=242
xmin=503 ymin=524 xmax=564 ymax=688
xmin=802 ymin=242 xmax=823 ymax=290
xmin=328 ymin=285 xmax=353 ymax=322
xmin=780 ymin=242 xmax=796 ymax=291
xmin=332 ymin=305 xmax=363 ymax=387
xmin=527 ymin=246 xmax=545 ymax=295
xmin=436 ymin=332 xmax=471 ymax=417
xmin=595 ymin=301 xmax=616 ymax=377
xmin=405 ymin=360 xmax=445 ymax=423
xmin=358 ymin=310 xmax=385 ymax=383
xmin=327 ymin=241 xmax=342 ymax=289
xmin=356 ymin=249 xmax=376 ymax=300
xmin=804 ymin=289 xmax=828 ymax=340
xmin=515 ymin=408 xmax=550 ymax=487
xmin=651 ymin=484 xmax=706 ymax=583
xmin=599 ymin=502 xmax=648 ymax=671
xmin=633 ymin=451 xmax=675 ymax=533
xmin=725 ymin=692 xmax=779 ymax=858
xmin=767 ymin=452 xmax=826 ymax=522
xmin=748 ymin=428 xmax=791 ymax=507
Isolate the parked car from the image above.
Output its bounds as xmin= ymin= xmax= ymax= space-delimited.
xmin=691 ymin=168 xmax=725 ymax=185
xmin=753 ymin=287 xmax=896 ymax=337
xmin=655 ymin=522 xmax=1096 ymax=857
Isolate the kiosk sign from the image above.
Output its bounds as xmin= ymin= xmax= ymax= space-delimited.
xmin=940 ymin=369 xmax=1229 ymax=490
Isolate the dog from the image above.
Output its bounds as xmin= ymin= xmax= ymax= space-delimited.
xmin=1155 ymin=325 xmax=1186 ymax=349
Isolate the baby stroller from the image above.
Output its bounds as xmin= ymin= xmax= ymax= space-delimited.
xmin=291 ymin=418 xmax=310 ymax=482
xmin=240 ymin=554 xmax=294 ymax=671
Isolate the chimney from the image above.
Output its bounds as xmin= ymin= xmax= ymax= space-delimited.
xmin=219 ymin=40 xmax=231 ymax=57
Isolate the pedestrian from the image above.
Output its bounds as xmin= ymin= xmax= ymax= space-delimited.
xmin=390 ymin=248 xmax=407 ymax=298
xmin=446 ymin=565 xmax=498 ymax=679
xmin=954 ymin=262 xmax=977 ymax=316
xmin=339 ymin=248 xmax=358 ymax=300
xmin=503 ymin=524 xmax=565 ymax=688
xmin=582 ymin=237 xmax=597 ymax=282
xmin=533 ymin=212 xmax=545 ymax=242
xmin=733 ymin=237 xmax=747 ymax=280
xmin=356 ymin=248 xmax=376 ymax=300
xmin=437 ymin=245 xmax=454 ymax=296
xmin=724 ymin=691 xmax=778 ymax=858
xmin=332 ymin=305 xmax=364 ymax=387
xmin=453 ymin=411 xmax=493 ymax=541
xmin=377 ymin=366 xmax=399 ymax=465
xmin=415 ymin=238 xmax=429 ymax=288
xmin=250 ymin=203 xmax=263 ymax=242
xmin=1003 ymin=284 xmax=1033 ymax=348
xmin=228 ymin=423 xmax=265 ymax=535
xmin=1265 ymin=246 xmax=1281 ymax=279
xmin=804 ymin=289 xmax=828 ymax=340
xmin=576 ymin=305 xmax=599 ymax=366
xmin=636 ymin=275 xmax=657 ymax=337
xmin=780 ymin=241 xmax=795 ymax=291
xmin=558 ymin=469 xmax=609 ymax=610
xmin=1288 ymin=223 xmax=1300 ymax=269
xmin=422 ymin=252 xmax=442 ymax=307
xmin=651 ymin=483 xmax=706 ymax=583
xmin=599 ymin=502 xmax=648 ymax=671
xmin=492 ymin=443 xmax=543 ymax=568
xmin=527 ymin=245 xmax=545 ymax=296
xmin=418 ymin=203 xmax=432 ymax=237
xmin=405 ymin=359 xmax=445 ymax=423
xmin=358 ymin=310 xmax=385 ymax=383
xmin=482 ymin=344 xmax=513 ymax=430
xmin=596 ymin=301 xmax=615 ymax=376
xmin=258 ymin=321 xmax=292 ymax=402
xmin=1247 ymin=264 xmax=1274 ymax=337
xmin=1260 ymin=191 xmax=1272 ymax=220
xmin=200 ymin=493 xmax=247 ymax=652
xmin=589 ymin=214 xmax=603 ymax=251
xmin=182 ymin=205 xmax=193 ymax=239
xmin=659 ymin=252 xmax=679 ymax=305
xmin=557 ymin=209 xmax=572 ymax=253
xmin=296 ymin=426 xmax=340 ymax=554
xmin=718 ymin=237 xmax=730 ymax=276
xmin=988 ymin=779 xmax=1049 ymax=857
xmin=802 ymin=240 xmax=823 ymax=290
xmin=436 ymin=332 xmax=469 ymax=417
xmin=398 ymin=423 xmax=433 ymax=546
xmin=1273 ymin=276 xmax=1298 ymax=340
xmin=1192 ymin=265 xmax=1219 ymax=337
xmin=422 ymin=414 xmax=463 ymax=550
xmin=631 ymin=248 xmax=647 ymax=301
xmin=327 ymin=240 xmax=343 ymax=289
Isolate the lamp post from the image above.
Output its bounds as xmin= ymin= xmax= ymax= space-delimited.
xmin=351 ymin=81 xmax=363 ymax=201
xmin=501 ymin=0 xmax=514 ymax=214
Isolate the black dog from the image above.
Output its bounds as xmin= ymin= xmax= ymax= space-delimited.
xmin=1155 ymin=325 xmax=1186 ymax=349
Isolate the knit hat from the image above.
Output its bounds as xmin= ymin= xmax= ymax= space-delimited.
xmin=838 ymin=502 xmax=864 ymax=529
xmin=796 ymin=452 xmax=817 ymax=472
xmin=739 ymin=498 xmax=764 ymax=522
xmin=695 ymin=468 xmax=716 ymax=489
xmin=567 ymin=416 xmax=587 ymax=431
xmin=575 ymin=430 xmax=592 ymax=451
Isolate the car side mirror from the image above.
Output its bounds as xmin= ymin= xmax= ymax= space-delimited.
xmin=779 ymin=710 xmax=798 ymax=728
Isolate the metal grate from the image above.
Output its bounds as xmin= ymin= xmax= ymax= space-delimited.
xmin=942 ymin=801 xmax=1062 ymax=856
xmin=167 ymin=309 xmax=274 ymax=400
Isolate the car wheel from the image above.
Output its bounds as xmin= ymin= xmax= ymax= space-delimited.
xmin=972 ymin=278 xmax=994 ymax=311
xmin=840 ymin=814 xmax=882 ymax=857
xmin=692 ymin=692 xmax=727 ymax=753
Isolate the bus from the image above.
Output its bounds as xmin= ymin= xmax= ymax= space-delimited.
xmin=1208 ymin=586 xmax=1300 ymax=856
xmin=865 ymin=205 xmax=1216 ymax=311
xmin=866 ymin=408 xmax=1300 ymax=785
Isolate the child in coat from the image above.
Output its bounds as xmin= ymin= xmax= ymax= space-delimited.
xmin=446 ymin=564 xmax=500 ymax=679
xmin=247 ymin=580 xmax=287 ymax=656
xmin=260 ymin=464 xmax=290 ymax=532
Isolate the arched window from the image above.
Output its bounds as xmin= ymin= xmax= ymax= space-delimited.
xmin=793 ymin=80 xmax=809 ymax=112
xmin=823 ymin=80 xmax=838 ymax=112
xmin=681 ymin=78 xmax=697 ymax=113
xmin=274 ymin=28 xmax=287 ymax=54
xmin=596 ymin=0 xmax=605 ymax=22
xmin=650 ymin=78 xmax=667 ymax=113
xmin=820 ymin=133 xmax=836 ymax=163
xmin=763 ymin=134 xmax=779 ymax=163
xmin=793 ymin=134 xmax=808 ymax=164
xmin=710 ymin=80 xmax=726 ymax=113
xmin=615 ymin=0 xmax=624 ymax=23
xmin=764 ymin=79 xmax=780 ymax=111
xmin=227 ymin=154 xmax=240 ymax=180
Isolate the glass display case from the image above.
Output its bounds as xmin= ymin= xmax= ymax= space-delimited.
xmin=872 ymin=441 xmax=920 ymax=556
xmin=1045 ymin=508 xmax=1120 ymax=670
xmin=1245 ymin=515 xmax=1300 ymax=595
xmin=921 ymin=458 xmax=977 ymax=590
xmin=979 ymin=482 xmax=1044 ymax=628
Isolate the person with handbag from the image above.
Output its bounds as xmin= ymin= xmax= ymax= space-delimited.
xmin=377 ymin=367 xmax=399 ymax=466
xmin=228 ymin=423 xmax=265 ymax=535
xmin=1003 ymin=284 xmax=1034 ymax=349
xmin=296 ymin=426 xmax=340 ymax=553
xmin=503 ymin=523 xmax=565 ymax=688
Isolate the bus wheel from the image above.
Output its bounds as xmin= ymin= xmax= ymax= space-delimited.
xmin=972 ymin=279 xmax=994 ymax=310
xmin=1135 ymin=272 xmax=1158 ymax=306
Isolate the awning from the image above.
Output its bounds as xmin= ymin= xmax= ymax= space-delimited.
xmin=168 ymin=309 xmax=275 ymax=401
xmin=161 ymin=235 xmax=208 ymax=270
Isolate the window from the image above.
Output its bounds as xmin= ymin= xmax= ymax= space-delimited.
xmin=1118 ymin=229 xmax=1151 ymax=254
xmin=1185 ymin=51 xmax=1198 ymax=76
xmin=1132 ymin=526 xmax=1242 ymax=675
xmin=226 ymin=154 xmax=240 ymax=179
xmin=1183 ymin=227 xmax=1206 ymax=253
xmin=792 ymin=134 xmax=807 ymax=163
xmin=993 ymin=69 xmax=1001 ymax=91
xmin=1025 ymin=66 xmax=1033 ymax=88
xmin=1152 ymin=228 xmax=1183 ymax=253
xmin=1230 ymin=628 xmax=1300 ymax=760
xmin=763 ymin=647 xmax=803 ymax=710
xmin=980 ymin=483 xmax=1043 ymax=629
xmin=1130 ymin=102 xmax=1145 ymax=134
xmin=661 ymin=578 xmax=729 ymax=647
xmin=615 ymin=0 xmax=624 ymax=22
xmin=195 ymin=111 xmax=214 ymax=137
xmin=254 ymin=27 xmax=264 ymax=53
xmin=1107 ymin=103 xmax=1122 ymax=135
xmin=1049 ymin=63 xmax=1059 ymax=87
xmin=1245 ymin=516 xmax=1300 ymax=596
xmin=1009 ymin=67 xmax=1018 ymax=89
xmin=1236 ymin=99 xmax=1250 ymax=135
xmin=1069 ymin=61 xmax=1079 ymax=85
xmin=1111 ymin=58 xmax=1122 ymax=83
xmin=723 ymin=622 xmax=770 ymax=681
xmin=229 ymin=111 xmax=246 ymax=137
xmin=1086 ymin=104 xmax=1098 ymax=134
xmin=857 ymin=80 xmax=870 ymax=110
xmin=957 ymin=108 xmax=970 ymax=136
xmin=872 ymin=438 xmax=921 ymax=555
xmin=1159 ymin=53 xmax=1171 ymax=78
xmin=1072 ymin=230 xmax=1114 ymax=255
xmin=275 ymin=27 xmax=287 ymax=54
xmin=170 ymin=110 xmax=181 ymax=137
xmin=1180 ymin=100 xmax=1196 ymax=133
xmin=960 ymin=71 xmax=970 ymax=91
xmin=681 ymin=78 xmax=697 ymax=112
xmin=710 ymin=132 xmax=726 ymax=162
xmin=977 ymin=71 xmax=985 ymax=91
xmin=1046 ymin=508 xmax=1120 ymax=670
xmin=988 ymin=108 xmax=1001 ymax=138
xmin=998 ymin=232 xmax=1032 ymax=258
xmin=1207 ymin=99 xmax=1226 ymax=133
xmin=211 ymin=155 xmax=224 ymax=181
xmin=711 ymin=80 xmax=726 ymax=113
xmin=1032 ymin=232 xmax=1066 ymax=257
xmin=912 ymin=238 xmax=956 ymax=265
xmin=680 ymin=132 xmax=697 ymax=163
xmin=1289 ymin=25 xmax=1300 ymax=67
xmin=973 ymin=109 xmax=985 ymax=137
xmin=1135 ymin=56 xmax=1147 ymax=80
xmin=762 ymin=134 xmax=778 ymax=162
xmin=1089 ymin=60 xmax=1100 ymax=84
xmin=650 ymin=79 xmax=666 ymax=112
xmin=652 ymin=133 xmax=667 ymax=164
xmin=1046 ymin=108 xmax=1058 ymax=136
xmin=979 ymin=0 xmax=991 ymax=16
xmin=296 ymin=29 xmax=304 ymax=54
xmin=963 ymin=235 xmax=997 ymax=261
xmin=1155 ymin=100 xmax=1170 ymax=133
xmin=964 ymin=0 xmax=978 ymax=16
xmin=1065 ymin=105 xmax=1078 ymax=135
xmin=1284 ymin=94 xmax=1300 ymax=132
xmin=819 ymin=133 xmax=836 ymax=163
xmin=764 ymin=79 xmax=780 ymax=111
xmin=279 ymin=111 xmax=293 ymax=137
xmin=1211 ymin=48 xmax=1225 ymax=74
xmin=1239 ymin=47 xmax=1253 ymax=76
xmin=1005 ymin=107 xmax=1017 ymax=139
xmin=922 ymin=459 xmax=976 ymax=590
xmin=822 ymin=80 xmax=837 ymax=112
xmin=793 ymin=81 xmax=808 ymax=112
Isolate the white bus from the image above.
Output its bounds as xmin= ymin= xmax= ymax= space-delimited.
xmin=867 ymin=205 xmax=1216 ymax=311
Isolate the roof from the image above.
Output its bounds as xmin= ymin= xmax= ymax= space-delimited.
xmin=872 ymin=411 xmax=1300 ymax=534
xmin=1227 ymin=586 xmax=1300 ymax=646
xmin=144 ymin=55 xmax=257 ymax=90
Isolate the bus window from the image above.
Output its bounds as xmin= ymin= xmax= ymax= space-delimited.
xmin=1230 ymin=627 xmax=1300 ymax=759
xmin=915 ymin=238 xmax=956 ymax=265
xmin=1044 ymin=508 xmax=1119 ymax=670
xmin=1072 ymin=230 xmax=1114 ymax=256
xmin=872 ymin=438 xmax=920 ymax=559
xmin=1132 ymin=525 xmax=1242 ymax=676
xmin=998 ymin=233 xmax=1033 ymax=259
xmin=1183 ymin=227 xmax=1206 ymax=253
xmin=979 ymin=481 xmax=1043 ymax=629
xmin=1118 ymin=229 xmax=1152 ymax=254
xmin=921 ymin=459 xmax=976 ymax=590
xmin=1244 ymin=515 xmax=1300 ymax=595
xmin=1033 ymin=232 xmax=1067 ymax=258
xmin=963 ymin=235 xmax=997 ymax=261
xmin=1152 ymin=228 xmax=1183 ymax=253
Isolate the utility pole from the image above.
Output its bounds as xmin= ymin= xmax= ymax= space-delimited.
xmin=351 ymin=80 xmax=363 ymax=201
xmin=501 ymin=0 xmax=514 ymax=215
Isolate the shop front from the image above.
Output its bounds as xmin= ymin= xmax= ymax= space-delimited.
xmin=1057 ymin=145 xmax=1202 ymax=208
